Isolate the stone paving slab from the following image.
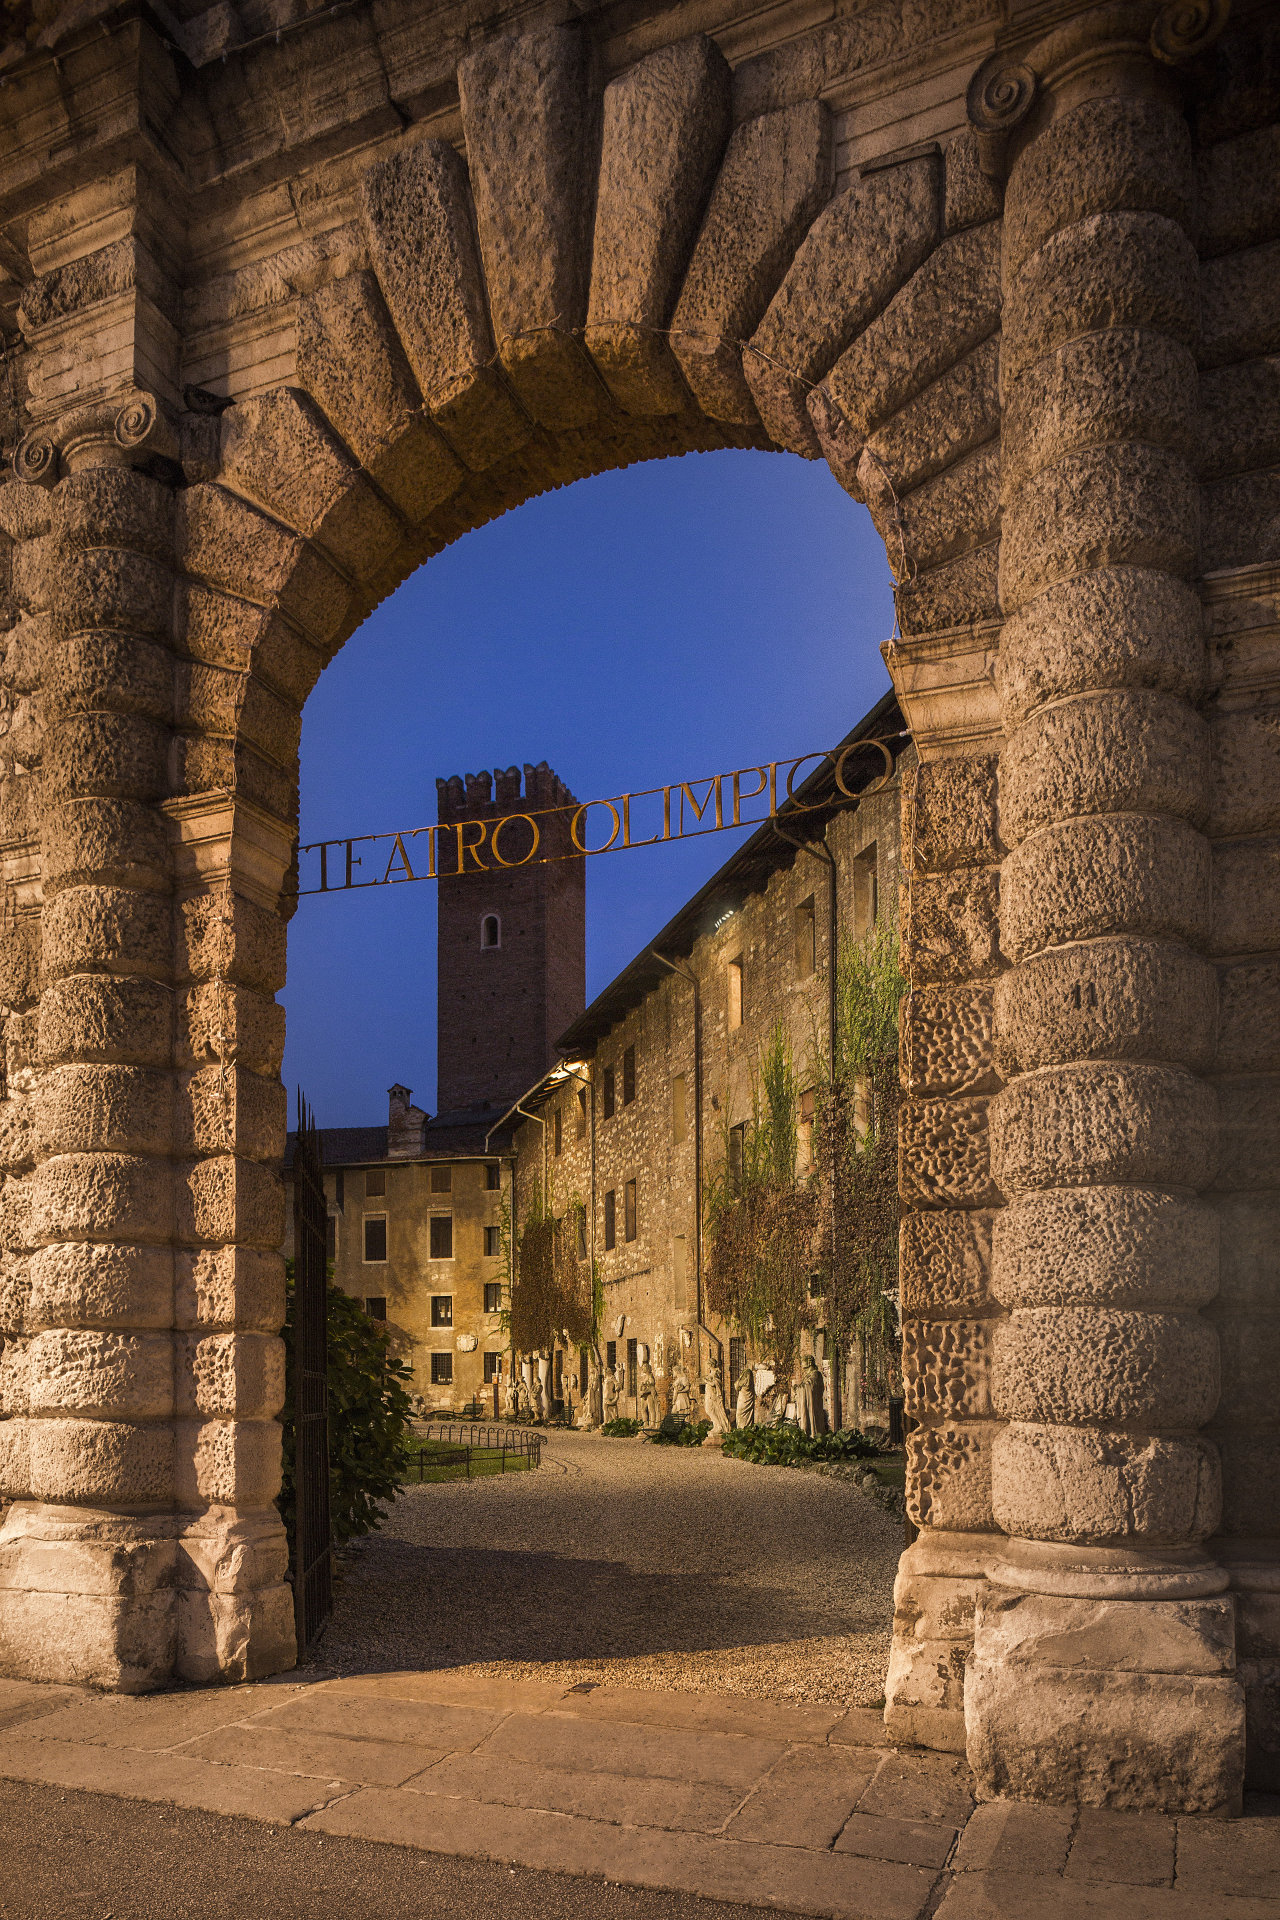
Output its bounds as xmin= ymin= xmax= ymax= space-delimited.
xmin=303 ymin=1785 xmax=940 ymax=1920
xmin=0 ymin=1671 xmax=1276 ymax=1918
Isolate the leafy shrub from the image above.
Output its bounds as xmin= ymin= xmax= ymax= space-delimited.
xmin=280 ymin=1273 xmax=415 ymax=1554
xmin=649 ymin=1416 xmax=713 ymax=1448
xmin=720 ymin=1423 xmax=879 ymax=1468
xmin=600 ymin=1416 xmax=643 ymax=1437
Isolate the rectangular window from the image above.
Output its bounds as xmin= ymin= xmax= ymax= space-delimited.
xmin=335 ymin=1169 xmax=345 ymax=1210
xmin=624 ymin=1179 xmax=637 ymax=1243
xmin=622 ymin=1045 xmax=636 ymax=1106
xmin=575 ymin=1211 xmax=587 ymax=1260
xmin=429 ymin=1214 xmax=453 ymax=1259
xmin=484 ymin=1281 xmax=502 ymax=1312
xmin=576 ymin=1087 xmax=588 ymax=1138
xmin=483 ymin=1351 xmax=502 ymax=1382
xmin=728 ymin=1124 xmax=746 ymax=1197
xmin=485 ymin=1162 xmax=501 ymax=1190
xmin=603 ymin=1189 xmax=616 ymax=1251
xmin=606 ymin=1339 xmax=617 ymax=1372
xmin=365 ymin=1168 xmax=385 ymax=1197
xmin=365 ymin=1295 xmax=386 ymax=1321
xmin=853 ymin=843 xmax=879 ymax=938
xmin=728 ymin=956 xmax=743 ymax=1030
xmin=554 ymin=1107 xmax=563 ymax=1157
xmin=326 ymin=1214 xmax=336 ymax=1259
xmin=795 ymin=895 xmax=816 ymax=978
xmin=363 ymin=1216 xmax=387 ymax=1262
xmin=672 ymin=1073 xmax=686 ymax=1144
xmin=483 ymin=1225 xmax=500 ymax=1258
xmin=431 ymin=1294 xmax=453 ymax=1327
xmin=673 ymin=1234 xmax=688 ymax=1305
xmin=429 ymin=1165 xmax=452 ymax=1193
xmin=430 ymin=1351 xmax=453 ymax=1385
xmin=602 ymin=1066 xmax=616 ymax=1119
xmin=627 ymin=1337 xmax=638 ymax=1399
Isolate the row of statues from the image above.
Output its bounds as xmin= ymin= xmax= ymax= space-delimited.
xmin=499 ymin=1342 xmax=828 ymax=1436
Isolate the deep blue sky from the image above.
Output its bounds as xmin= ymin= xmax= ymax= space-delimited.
xmin=284 ymin=448 xmax=894 ymax=1124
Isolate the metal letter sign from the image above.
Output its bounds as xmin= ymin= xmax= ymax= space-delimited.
xmin=296 ymin=740 xmax=896 ymax=897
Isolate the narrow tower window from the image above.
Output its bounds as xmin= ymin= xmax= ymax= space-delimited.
xmin=481 ymin=914 xmax=501 ymax=949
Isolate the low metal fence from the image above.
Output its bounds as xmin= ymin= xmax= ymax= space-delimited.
xmin=407 ymin=1424 xmax=542 ymax=1479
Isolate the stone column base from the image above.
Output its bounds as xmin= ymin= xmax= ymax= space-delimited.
xmin=884 ymin=1529 xmax=1003 ymax=1752
xmin=0 ymin=1504 xmax=176 ymax=1693
xmin=967 ymin=1545 xmax=1245 ymax=1815
xmin=0 ymin=1502 xmax=296 ymax=1692
xmin=1220 ymin=1547 xmax=1280 ymax=1791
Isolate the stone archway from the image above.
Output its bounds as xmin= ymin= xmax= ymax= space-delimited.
xmin=0 ymin=0 xmax=1276 ymax=1820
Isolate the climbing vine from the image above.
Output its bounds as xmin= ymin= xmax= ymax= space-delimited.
xmin=510 ymin=1186 xmax=597 ymax=1355
xmin=704 ymin=1023 xmax=821 ymax=1380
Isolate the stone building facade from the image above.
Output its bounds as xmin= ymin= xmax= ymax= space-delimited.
xmin=0 ymin=0 xmax=1273 ymax=1821
xmin=507 ymin=696 xmax=905 ymax=1432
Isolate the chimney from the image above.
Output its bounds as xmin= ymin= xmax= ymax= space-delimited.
xmin=387 ymin=1083 xmax=427 ymax=1158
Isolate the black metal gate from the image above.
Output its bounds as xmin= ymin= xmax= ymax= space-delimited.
xmin=291 ymin=1092 xmax=332 ymax=1650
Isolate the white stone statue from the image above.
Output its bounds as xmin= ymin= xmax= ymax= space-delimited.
xmin=614 ymin=1314 xmax=626 ymax=1339
xmin=734 ymin=1367 xmax=756 ymax=1429
xmin=537 ymin=1351 xmax=551 ymax=1407
xmin=638 ymin=1356 xmax=660 ymax=1428
xmin=703 ymin=1369 xmax=731 ymax=1434
xmin=602 ymin=1366 xmax=620 ymax=1423
xmin=502 ymin=1377 xmax=518 ymax=1420
xmin=670 ymin=1364 xmax=695 ymax=1420
xmin=654 ymin=1332 xmax=666 ymax=1376
xmin=797 ymin=1352 xmax=827 ymax=1437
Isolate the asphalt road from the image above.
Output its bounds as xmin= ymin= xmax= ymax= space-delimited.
xmin=0 ymin=1777 xmax=800 ymax=1920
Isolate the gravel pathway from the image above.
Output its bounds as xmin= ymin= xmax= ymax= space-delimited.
xmin=312 ymin=1430 xmax=900 ymax=1708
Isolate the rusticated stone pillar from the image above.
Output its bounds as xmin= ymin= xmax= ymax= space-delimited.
xmin=965 ymin=14 xmax=1245 ymax=1813
xmin=0 ymin=404 xmax=293 ymax=1688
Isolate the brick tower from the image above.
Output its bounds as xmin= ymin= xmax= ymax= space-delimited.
xmin=435 ymin=762 xmax=586 ymax=1115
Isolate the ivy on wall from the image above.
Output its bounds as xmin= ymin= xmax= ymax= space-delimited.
xmin=511 ymin=1189 xmax=598 ymax=1354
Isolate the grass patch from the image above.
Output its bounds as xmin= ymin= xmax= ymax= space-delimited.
xmin=405 ymin=1441 xmax=536 ymax=1483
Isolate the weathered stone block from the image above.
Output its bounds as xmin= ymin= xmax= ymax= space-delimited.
xmin=904 ymin=866 xmax=1001 ymax=984
xmin=42 ymin=712 xmax=167 ymax=805
xmin=360 ymin=138 xmax=525 ymax=471
xmin=1003 ymin=329 xmax=1196 ymax=497
xmin=296 ymin=271 xmax=464 ymax=524
xmin=220 ymin=390 xmax=402 ymax=584
xmin=177 ymin=983 xmax=284 ymax=1076
xmin=815 ymin=220 xmax=1000 ymax=447
xmin=944 ymin=130 xmax=1002 ymax=234
xmin=1003 ymin=94 xmax=1193 ymax=285
xmin=859 ymin=334 xmax=999 ymax=501
xmin=899 ymin=1096 xmax=998 ymax=1207
xmin=176 ymin=1582 xmax=295 ymax=1685
xmin=586 ymin=36 xmax=731 ymax=417
xmin=966 ymin=1654 xmax=1243 ymax=1814
xmin=1000 ymin=690 xmax=1208 ymax=844
xmin=175 ymin=1246 xmax=285 ymax=1333
xmin=1216 ymin=1315 xmax=1280 ymax=1431
xmin=994 ymin=939 xmax=1216 ymax=1075
xmin=176 ymin=486 xmax=353 ymax=650
xmin=27 ymin=1327 xmax=174 ymax=1420
xmin=907 ymin=1423 xmax=996 ymax=1532
xmin=47 ymin=630 xmax=171 ymax=725
xmin=996 ymin=568 xmax=1204 ymax=731
xmin=901 ymin=1209 xmax=994 ymax=1318
xmin=458 ymin=24 xmax=599 ymax=428
xmin=1001 ymin=814 xmax=1210 ymax=960
xmin=36 ymin=1064 xmax=173 ymax=1157
xmin=991 ymin=1422 xmax=1220 ymax=1545
xmin=1218 ymin=1194 xmax=1280 ymax=1310
xmin=174 ymin=1415 xmax=282 ymax=1509
xmin=27 ymin=1242 xmax=172 ymax=1331
xmin=179 ymin=1156 xmax=282 ymax=1249
xmin=1002 ymin=211 xmax=1198 ymax=387
xmin=30 ymin=1152 xmax=172 ymax=1246
xmin=990 ymin=1063 xmax=1217 ymax=1195
xmin=894 ymin=540 xmax=1000 ymax=637
xmin=747 ymin=152 xmax=940 ymax=455
xmin=1218 ymin=1434 xmax=1280 ymax=1538
xmin=868 ymin=442 xmax=999 ymax=578
xmin=39 ymin=798 xmax=170 ymax=896
xmin=176 ymin=1331 xmax=284 ymax=1420
xmin=1203 ymin=466 xmax=1280 ymax=573
xmin=904 ymin=1319 xmax=993 ymax=1419
xmin=53 ymin=549 xmax=171 ymax=644
xmin=901 ymin=985 xmax=997 ymax=1097
xmin=58 ymin=467 xmax=174 ymax=560
xmin=993 ymin=1187 xmax=1215 ymax=1315
xmin=992 ymin=1308 xmax=1218 ymax=1429
xmin=977 ymin=1589 xmax=1236 ymax=1675
xmin=27 ymin=1416 xmax=174 ymax=1506
xmin=671 ymin=100 xmax=831 ymax=424
xmin=1000 ymin=444 xmax=1198 ymax=613
xmin=1201 ymin=239 xmax=1280 ymax=370
xmin=907 ymin=755 xmax=997 ymax=874
xmin=1214 ymin=1075 xmax=1280 ymax=1193
xmin=177 ymin=1064 xmax=287 ymax=1162
xmin=1211 ymin=710 xmax=1280 ymax=840
xmin=1201 ymin=355 xmax=1280 ymax=482
xmin=1198 ymin=122 xmax=1280 ymax=256
xmin=0 ymin=1584 xmax=175 ymax=1692
xmin=176 ymin=890 xmax=286 ymax=995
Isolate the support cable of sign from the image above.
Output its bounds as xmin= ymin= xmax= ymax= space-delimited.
xmin=293 ymin=734 xmax=906 ymax=898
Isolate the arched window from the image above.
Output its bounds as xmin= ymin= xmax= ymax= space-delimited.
xmin=481 ymin=914 xmax=501 ymax=950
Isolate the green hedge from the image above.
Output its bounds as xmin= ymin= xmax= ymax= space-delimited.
xmin=720 ymin=1424 xmax=879 ymax=1468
